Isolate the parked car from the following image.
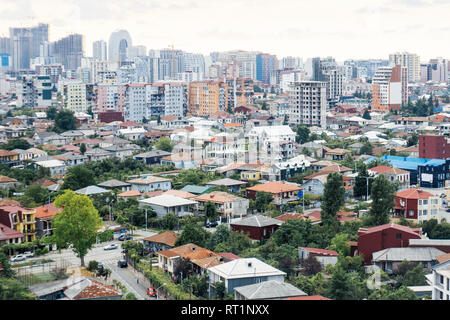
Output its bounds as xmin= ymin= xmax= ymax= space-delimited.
xmin=206 ymin=221 xmax=218 ymax=228
xmin=147 ymin=287 xmax=157 ymax=297
xmin=10 ymin=254 xmax=26 ymax=262
xmin=118 ymin=234 xmax=132 ymax=241
xmin=23 ymin=251 xmax=34 ymax=258
xmin=117 ymin=260 xmax=128 ymax=268
xmin=104 ymin=243 xmax=119 ymax=251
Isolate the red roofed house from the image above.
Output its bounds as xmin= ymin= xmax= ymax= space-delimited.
xmin=0 ymin=222 xmax=24 ymax=246
xmin=298 ymin=247 xmax=339 ymax=268
xmin=357 ymin=223 xmax=422 ymax=264
xmin=394 ymin=188 xmax=442 ymax=222
xmin=246 ymin=181 xmax=301 ymax=207
xmin=369 ymin=165 xmax=410 ymax=189
xmin=35 ymin=203 xmax=63 ymax=237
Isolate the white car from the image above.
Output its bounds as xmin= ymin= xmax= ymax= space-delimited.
xmin=103 ymin=244 xmax=119 ymax=251
xmin=10 ymin=254 xmax=26 ymax=262
xmin=23 ymin=251 xmax=34 ymax=258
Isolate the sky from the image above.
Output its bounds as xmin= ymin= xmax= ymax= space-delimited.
xmin=0 ymin=0 xmax=449 ymax=62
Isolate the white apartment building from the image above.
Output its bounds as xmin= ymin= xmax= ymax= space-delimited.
xmin=389 ymin=52 xmax=420 ymax=83
xmin=162 ymin=83 xmax=187 ymax=117
xmin=280 ymin=69 xmax=305 ymax=93
xmin=124 ymin=84 xmax=147 ymax=122
xmin=431 ymin=261 xmax=450 ymax=300
xmin=63 ymin=81 xmax=88 ymax=113
xmin=93 ymin=40 xmax=107 ymax=60
xmin=288 ymin=81 xmax=327 ymax=128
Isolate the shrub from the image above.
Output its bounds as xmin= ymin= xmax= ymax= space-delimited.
xmin=87 ymin=260 xmax=99 ymax=272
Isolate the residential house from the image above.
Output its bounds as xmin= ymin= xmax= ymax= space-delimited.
xmin=207 ymin=258 xmax=286 ymax=297
xmin=205 ymin=178 xmax=247 ymax=194
xmin=53 ymin=152 xmax=87 ymax=167
xmin=117 ymin=190 xmax=142 ymax=200
xmin=356 ymin=223 xmax=422 ymax=264
xmin=394 ymin=188 xmax=443 ymax=222
xmin=431 ymin=260 xmax=450 ymax=300
xmin=371 ymin=247 xmax=445 ymax=274
xmin=35 ymin=159 xmax=66 ymax=177
xmin=138 ymin=194 xmax=198 ymax=218
xmin=128 ymin=176 xmax=172 ymax=193
xmin=234 ymin=280 xmax=307 ymax=300
xmin=0 ymin=223 xmax=24 ymax=246
xmin=0 ymin=150 xmax=19 ymax=165
xmin=163 ymin=190 xmax=197 ymax=200
xmin=134 ymin=150 xmax=172 ymax=165
xmin=29 ymin=276 xmax=122 ymax=300
xmin=11 ymin=148 xmax=34 ymax=162
xmin=0 ymin=176 xmax=19 ymax=190
xmin=298 ymin=247 xmax=339 ymax=268
xmin=85 ymin=148 xmax=113 ymax=162
xmin=369 ymin=165 xmax=410 ymax=189
xmin=408 ymin=239 xmax=450 ymax=254
xmin=230 ymin=215 xmax=282 ymax=240
xmin=143 ymin=231 xmax=179 ymax=252
xmin=246 ymin=181 xmax=301 ymax=207
xmin=180 ymin=185 xmax=211 ymax=195
xmin=0 ymin=205 xmax=36 ymax=242
xmin=102 ymin=144 xmax=138 ymax=160
xmin=60 ymin=130 xmax=85 ymax=142
xmin=27 ymin=147 xmax=47 ymax=159
xmin=195 ymin=192 xmax=249 ymax=220
xmin=33 ymin=132 xmax=68 ymax=146
xmin=322 ymin=147 xmax=351 ymax=161
xmin=35 ymin=203 xmax=62 ymax=237
xmin=97 ymin=179 xmax=131 ymax=191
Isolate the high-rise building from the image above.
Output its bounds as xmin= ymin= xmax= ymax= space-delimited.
xmin=95 ymin=84 xmax=126 ymax=115
xmin=280 ymin=56 xmax=303 ymax=70
xmin=371 ymin=65 xmax=407 ymax=112
xmin=93 ymin=40 xmax=107 ymax=60
xmin=256 ymin=53 xmax=278 ymax=84
xmin=419 ymin=135 xmax=450 ymax=160
xmin=389 ymin=52 xmax=420 ymax=83
xmin=108 ymin=30 xmax=132 ymax=66
xmin=51 ymin=34 xmax=84 ymax=71
xmin=149 ymin=49 xmax=185 ymax=81
xmin=188 ymin=80 xmax=228 ymax=117
xmin=30 ymin=24 xmax=49 ymax=59
xmin=16 ymin=75 xmax=53 ymax=107
xmin=225 ymin=78 xmax=254 ymax=109
xmin=429 ymin=58 xmax=448 ymax=83
xmin=9 ymin=23 xmax=48 ymax=70
xmin=63 ymin=81 xmax=88 ymax=112
xmin=288 ymin=81 xmax=327 ymax=128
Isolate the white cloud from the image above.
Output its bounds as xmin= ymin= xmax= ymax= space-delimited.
xmin=0 ymin=0 xmax=448 ymax=61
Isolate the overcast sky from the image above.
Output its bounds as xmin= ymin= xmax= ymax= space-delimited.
xmin=0 ymin=0 xmax=449 ymax=62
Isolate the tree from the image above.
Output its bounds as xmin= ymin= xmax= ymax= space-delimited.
xmin=368 ymin=285 xmax=418 ymax=300
xmin=23 ymin=184 xmax=50 ymax=206
xmin=407 ymin=134 xmax=418 ymax=147
xmin=161 ymin=212 xmax=178 ymax=230
xmin=52 ymin=190 xmax=102 ymax=266
xmin=362 ymin=109 xmax=371 ymax=120
xmin=254 ymin=192 xmax=273 ymax=212
xmin=272 ymin=219 xmax=312 ymax=248
xmin=206 ymin=223 xmax=232 ymax=250
xmin=295 ymin=126 xmax=310 ymax=144
xmin=321 ymin=172 xmax=345 ymax=232
xmin=79 ymin=143 xmax=86 ymax=155
xmin=0 ymin=278 xmax=35 ymax=300
xmin=401 ymin=264 xmax=426 ymax=287
xmin=204 ymin=201 xmax=218 ymax=222
xmin=155 ymin=137 xmax=174 ymax=152
xmin=0 ymin=252 xmax=15 ymax=278
xmin=329 ymin=233 xmax=350 ymax=256
xmin=124 ymin=292 xmax=137 ymax=300
xmin=62 ymin=165 xmax=96 ymax=191
xmin=215 ymin=281 xmax=226 ymax=299
xmin=173 ymin=258 xmax=192 ymax=281
xmin=214 ymin=231 xmax=252 ymax=255
xmin=175 ymin=222 xmax=209 ymax=247
xmin=46 ymin=106 xmax=58 ymax=120
xmin=54 ymin=109 xmax=76 ymax=132
xmin=353 ymin=163 xmax=371 ymax=200
xmin=360 ymin=142 xmax=373 ymax=155
xmin=0 ymin=138 xmax=31 ymax=150
xmin=301 ymin=255 xmax=322 ymax=275
xmin=327 ymin=265 xmax=352 ymax=300
xmin=368 ymin=175 xmax=396 ymax=226
xmin=420 ymin=219 xmax=450 ymax=239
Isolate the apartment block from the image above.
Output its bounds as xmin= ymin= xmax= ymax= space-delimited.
xmin=288 ymin=81 xmax=327 ymax=128
xmin=371 ymin=65 xmax=407 ymax=112
xmin=389 ymin=52 xmax=420 ymax=83
xmin=188 ymin=80 xmax=228 ymax=117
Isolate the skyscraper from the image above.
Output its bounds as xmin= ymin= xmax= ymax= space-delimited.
xmin=256 ymin=53 xmax=278 ymax=85
xmin=51 ymin=34 xmax=84 ymax=70
xmin=389 ymin=52 xmax=420 ymax=83
xmin=108 ymin=30 xmax=132 ymax=66
xmin=288 ymin=81 xmax=327 ymax=128
xmin=371 ymin=65 xmax=407 ymax=112
xmin=9 ymin=23 xmax=48 ymax=70
xmin=30 ymin=23 xmax=49 ymax=59
xmin=93 ymin=40 xmax=107 ymax=60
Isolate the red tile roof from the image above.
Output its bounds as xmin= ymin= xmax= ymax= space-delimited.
xmin=358 ymin=223 xmax=422 ymax=237
xmin=370 ymin=165 xmax=409 ymax=175
xmin=274 ymin=213 xmax=305 ymax=223
xmin=143 ymin=231 xmax=179 ymax=247
xmin=218 ymin=252 xmax=241 ymax=260
xmin=0 ymin=223 xmax=24 ymax=241
xmin=73 ymin=279 xmax=121 ymax=300
xmin=35 ymin=203 xmax=62 ymax=220
xmin=287 ymin=295 xmax=331 ymax=300
xmin=396 ymin=188 xmax=433 ymax=200
xmin=246 ymin=181 xmax=301 ymax=194
xmin=0 ymin=175 xmax=17 ymax=183
xmin=299 ymin=247 xmax=338 ymax=256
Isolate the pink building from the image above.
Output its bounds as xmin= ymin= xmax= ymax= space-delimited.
xmin=95 ymin=84 xmax=126 ymax=114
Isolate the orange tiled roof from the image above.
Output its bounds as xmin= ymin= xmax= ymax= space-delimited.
xmin=73 ymin=279 xmax=121 ymax=300
xmin=143 ymin=231 xmax=179 ymax=247
xmin=223 ymin=123 xmax=243 ymax=128
xmin=396 ymin=188 xmax=433 ymax=200
xmin=195 ymin=191 xmax=243 ymax=204
xmin=370 ymin=165 xmax=409 ymax=175
xmin=0 ymin=175 xmax=17 ymax=183
xmin=35 ymin=203 xmax=62 ymax=219
xmin=246 ymin=181 xmax=301 ymax=194
xmin=117 ymin=190 xmax=141 ymax=198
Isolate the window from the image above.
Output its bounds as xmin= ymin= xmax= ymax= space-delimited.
xmin=396 ymin=233 xmax=402 ymax=239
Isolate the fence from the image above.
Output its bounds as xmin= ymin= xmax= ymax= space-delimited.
xmin=15 ymin=258 xmax=73 ymax=287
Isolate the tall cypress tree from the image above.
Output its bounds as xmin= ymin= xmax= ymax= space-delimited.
xmin=321 ymin=172 xmax=345 ymax=231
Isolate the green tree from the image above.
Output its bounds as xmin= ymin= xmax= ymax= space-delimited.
xmin=161 ymin=212 xmax=178 ymax=230
xmin=0 ymin=278 xmax=35 ymax=300
xmin=295 ymin=126 xmax=310 ymax=144
xmin=327 ymin=265 xmax=352 ymax=300
xmin=79 ymin=143 xmax=86 ymax=155
xmin=401 ymin=264 xmax=426 ymax=287
xmin=155 ymin=137 xmax=174 ymax=152
xmin=368 ymin=286 xmax=418 ymax=300
xmin=362 ymin=109 xmax=371 ymax=120
xmin=23 ymin=184 xmax=50 ymax=206
xmin=0 ymin=252 xmax=15 ymax=278
xmin=214 ymin=231 xmax=252 ymax=255
xmin=254 ymin=191 xmax=273 ymax=212
xmin=124 ymin=292 xmax=137 ymax=300
xmin=368 ymin=175 xmax=396 ymax=226
xmin=329 ymin=233 xmax=350 ymax=256
xmin=206 ymin=223 xmax=232 ymax=250
xmin=175 ymin=222 xmax=209 ymax=247
xmin=353 ymin=163 xmax=371 ymax=200
xmin=407 ymin=134 xmax=418 ymax=147
xmin=215 ymin=281 xmax=226 ymax=299
xmin=272 ymin=219 xmax=312 ymax=248
xmin=46 ymin=106 xmax=58 ymax=120
xmin=52 ymin=190 xmax=102 ymax=266
xmin=0 ymin=138 xmax=31 ymax=150
xmin=360 ymin=142 xmax=373 ymax=155
xmin=321 ymin=172 xmax=345 ymax=232
xmin=54 ymin=109 xmax=76 ymax=132
xmin=205 ymin=201 xmax=218 ymax=222
xmin=62 ymin=165 xmax=96 ymax=191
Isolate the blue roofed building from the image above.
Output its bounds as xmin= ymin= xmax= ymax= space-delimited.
xmin=366 ymin=155 xmax=449 ymax=188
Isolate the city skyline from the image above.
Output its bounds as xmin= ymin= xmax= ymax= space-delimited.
xmin=0 ymin=0 xmax=449 ymax=61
